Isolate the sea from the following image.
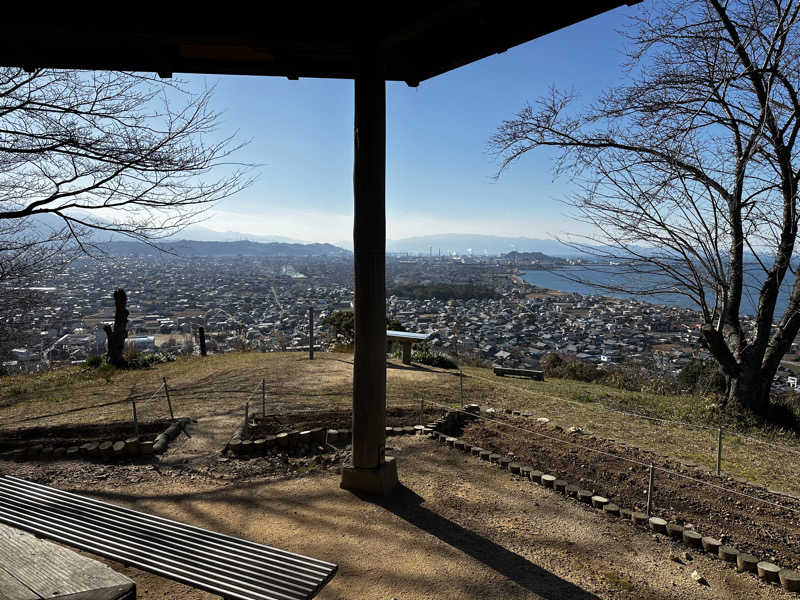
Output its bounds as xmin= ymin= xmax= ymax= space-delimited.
xmin=520 ymin=267 xmax=794 ymax=317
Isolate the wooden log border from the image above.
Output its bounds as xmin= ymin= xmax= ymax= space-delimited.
xmin=0 ymin=417 xmax=192 ymax=463
xmin=221 ymin=412 xmax=436 ymax=458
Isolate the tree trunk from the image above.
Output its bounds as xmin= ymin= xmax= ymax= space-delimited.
xmin=104 ymin=289 xmax=129 ymax=367
xmin=725 ymin=364 xmax=772 ymax=417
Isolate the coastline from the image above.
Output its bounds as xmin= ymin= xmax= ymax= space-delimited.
xmin=515 ymin=270 xmax=683 ymax=309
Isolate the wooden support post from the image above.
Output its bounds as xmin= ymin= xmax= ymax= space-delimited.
xmin=341 ymin=47 xmax=397 ymax=495
xmin=460 ymin=368 xmax=464 ymax=404
xmin=162 ymin=377 xmax=174 ymax=422
xmin=308 ymin=305 xmax=314 ymax=360
xmin=716 ymin=427 xmax=723 ymax=476
xmin=646 ymin=464 xmax=655 ymax=517
xmin=245 ymin=402 xmax=249 ymax=426
xmin=198 ymin=326 xmax=207 ymax=356
xmin=261 ymin=378 xmax=266 ymax=417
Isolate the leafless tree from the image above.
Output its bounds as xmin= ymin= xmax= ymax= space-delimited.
xmin=0 ymin=67 xmax=251 ymax=282
xmin=491 ymin=0 xmax=800 ymax=416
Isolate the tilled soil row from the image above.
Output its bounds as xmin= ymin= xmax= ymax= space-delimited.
xmin=458 ymin=414 xmax=800 ymax=569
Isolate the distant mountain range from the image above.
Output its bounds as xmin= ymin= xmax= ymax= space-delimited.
xmin=336 ymin=234 xmax=579 ymax=257
xmin=101 ymin=240 xmax=351 ymax=258
xmin=165 ymin=225 xmax=306 ymax=244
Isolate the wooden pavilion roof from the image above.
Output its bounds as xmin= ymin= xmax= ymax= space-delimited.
xmin=2 ymin=3 xmax=637 ymax=84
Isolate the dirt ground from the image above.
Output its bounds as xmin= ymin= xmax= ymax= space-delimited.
xmin=1 ymin=434 xmax=796 ymax=600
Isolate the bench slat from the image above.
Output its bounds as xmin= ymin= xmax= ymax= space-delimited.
xmin=5 ymin=476 xmax=335 ymax=574
xmin=0 ymin=476 xmax=337 ymax=600
xmin=0 ymin=499 xmax=312 ymax=600
xmin=0 ymin=483 xmax=323 ymax=591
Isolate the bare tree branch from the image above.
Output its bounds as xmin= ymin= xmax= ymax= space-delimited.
xmin=491 ymin=0 xmax=800 ymax=416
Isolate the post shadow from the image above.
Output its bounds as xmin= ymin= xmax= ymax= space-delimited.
xmin=352 ymin=484 xmax=602 ymax=600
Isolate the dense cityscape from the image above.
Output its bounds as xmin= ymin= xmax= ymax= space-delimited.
xmin=4 ymin=246 xmax=797 ymax=393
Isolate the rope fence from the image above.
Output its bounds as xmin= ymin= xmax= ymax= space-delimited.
xmin=464 ymin=370 xmax=800 ymax=457
xmin=3 ymin=359 xmax=799 ymax=506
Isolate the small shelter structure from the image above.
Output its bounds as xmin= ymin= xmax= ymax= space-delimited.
xmin=387 ymin=330 xmax=429 ymax=364
xmin=2 ymin=4 xmax=638 ymax=495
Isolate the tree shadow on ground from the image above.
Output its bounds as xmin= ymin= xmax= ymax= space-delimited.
xmin=352 ymin=484 xmax=601 ymax=600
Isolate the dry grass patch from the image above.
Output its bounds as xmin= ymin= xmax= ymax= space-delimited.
xmin=0 ymin=353 xmax=457 ymax=431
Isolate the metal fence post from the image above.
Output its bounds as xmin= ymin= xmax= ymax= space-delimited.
xmin=460 ymin=368 xmax=464 ymax=404
xmin=646 ymin=464 xmax=655 ymax=517
xmin=245 ymin=401 xmax=249 ymax=426
xmin=131 ymin=400 xmax=138 ymax=438
xmin=308 ymin=305 xmax=314 ymax=360
xmin=162 ymin=377 xmax=174 ymax=422
xmin=419 ymin=397 xmax=424 ymax=426
xmin=261 ymin=378 xmax=266 ymax=417
xmin=716 ymin=427 xmax=723 ymax=476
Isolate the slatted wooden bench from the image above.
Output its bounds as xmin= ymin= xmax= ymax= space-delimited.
xmin=0 ymin=476 xmax=337 ymax=600
xmin=493 ymin=365 xmax=544 ymax=380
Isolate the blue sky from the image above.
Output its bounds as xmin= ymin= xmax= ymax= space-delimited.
xmin=186 ymin=4 xmax=642 ymax=243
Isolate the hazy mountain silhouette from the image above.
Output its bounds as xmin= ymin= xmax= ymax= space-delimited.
xmin=101 ymin=240 xmax=350 ymax=258
xmin=335 ymin=234 xmax=578 ymax=257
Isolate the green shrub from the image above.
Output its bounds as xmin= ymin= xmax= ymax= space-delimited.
xmin=322 ymin=311 xmax=406 ymax=347
xmin=679 ymin=359 xmax=726 ymax=394
xmin=411 ymin=350 xmax=458 ymax=369
xmin=86 ymin=355 xmax=103 ymax=368
xmin=540 ymin=353 xmax=601 ymax=382
xmin=539 ymin=352 xmax=564 ymax=372
xmin=124 ymin=352 xmax=176 ymax=370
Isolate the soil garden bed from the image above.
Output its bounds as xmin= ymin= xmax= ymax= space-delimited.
xmin=454 ymin=412 xmax=800 ymax=570
xmin=0 ymin=419 xmax=174 ymax=461
xmin=241 ymin=406 xmax=442 ymax=439
xmin=224 ymin=406 xmax=442 ymax=458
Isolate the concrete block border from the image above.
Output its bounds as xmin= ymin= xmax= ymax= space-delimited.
xmin=428 ymin=404 xmax=800 ymax=595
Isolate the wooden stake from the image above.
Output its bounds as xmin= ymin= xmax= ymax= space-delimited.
xmin=308 ymin=305 xmax=314 ymax=360
xmin=716 ymin=427 xmax=723 ymax=476
xmin=131 ymin=400 xmax=138 ymax=438
xmin=162 ymin=377 xmax=174 ymax=421
xmin=261 ymin=378 xmax=266 ymax=417
xmin=646 ymin=464 xmax=655 ymax=517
